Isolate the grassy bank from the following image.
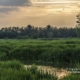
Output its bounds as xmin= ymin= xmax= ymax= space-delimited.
xmin=0 ymin=60 xmax=80 ymax=80
xmin=61 ymin=74 xmax=80 ymax=80
xmin=0 ymin=60 xmax=57 ymax=80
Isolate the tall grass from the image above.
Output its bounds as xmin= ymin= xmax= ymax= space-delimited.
xmin=0 ymin=39 xmax=80 ymax=67
xmin=0 ymin=60 xmax=57 ymax=80
xmin=61 ymin=74 xmax=80 ymax=80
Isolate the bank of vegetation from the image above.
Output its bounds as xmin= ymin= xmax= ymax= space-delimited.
xmin=0 ymin=60 xmax=80 ymax=80
xmin=0 ymin=39 xmax=80 ymax=68
xmin=0 ymin=60 xmax=57 ymax=80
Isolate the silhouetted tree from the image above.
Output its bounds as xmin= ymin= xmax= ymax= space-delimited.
xmin=0 ymin=25 xmax=77 ymax=39
xmin=76 ymin=13 xmax=80 ymax=38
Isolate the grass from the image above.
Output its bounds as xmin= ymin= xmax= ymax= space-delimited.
xmin=0 ymin=38 xmax=80 ymax=68
xmin=61 ymin=74 xmax=80 ymax=80
xmin=0 ymin=60 xmax=57 ymax=80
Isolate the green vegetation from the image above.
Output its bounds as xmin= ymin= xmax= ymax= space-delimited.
xmin=0 ymin=39 xmax=80 ymax=68
xmin=61 ymin=74 xmax=80 ymax=80
xmin=76 ymin=13 xmax=80 ymax=38
xmin=0 ymin=60 xmax=80 ymax=80
xmin=0 ymin=25 xmax=77 ymax=39
xmin=0 ymin=60 xmax=57 ymax=80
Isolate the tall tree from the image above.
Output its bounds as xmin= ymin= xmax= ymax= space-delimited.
xmin=76 ymin=13 xmax=80 ymax=38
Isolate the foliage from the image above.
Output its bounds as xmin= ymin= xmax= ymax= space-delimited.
xmin=0 ymin=61 xmax=57 ymax=80
xmin=0 ymin=25 xmax=77 ymax=39
xmin=76 ymin=13 xmax=80 ymax=38
xmin=61 ymin=74 xmax=80 ymax=80
xmin=31 ymin=34 xmax=38 ymax=39
xmin=0 ymin=39 xmax=80 ymax=68
xmin=17 ymin=36 xmax=28 ymax=39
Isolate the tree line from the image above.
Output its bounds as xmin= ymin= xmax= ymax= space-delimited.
xmin=0 ymin=25 xmax=78 ymax=39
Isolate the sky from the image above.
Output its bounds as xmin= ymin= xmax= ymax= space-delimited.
xmin=0 ymin=0 xmax=80 ymax=28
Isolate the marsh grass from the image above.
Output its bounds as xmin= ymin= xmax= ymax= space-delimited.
xmin=0 ymin=39 xmax=80 ymax=68
xmin=61 ymin=74 xmax=80 ymax=80
xmin=0 ymin=61 xmax=57 ymax=80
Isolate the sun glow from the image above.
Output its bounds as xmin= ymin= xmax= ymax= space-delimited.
xmin=34 ymin=0 xmax=80 ymax=4
xmin=33 ymin=0 xmax=80 ymax=13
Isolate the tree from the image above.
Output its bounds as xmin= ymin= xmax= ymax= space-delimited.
xmin=76 ymin=13 xmax=80 ymax=38
xmin=31 ymin=34 xmax=38 ymax=39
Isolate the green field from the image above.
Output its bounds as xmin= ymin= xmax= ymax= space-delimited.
xmin=0 ymin=38 xmax=80 ymax=67
xmin=0 ymin=38 xmax=80 ymax=80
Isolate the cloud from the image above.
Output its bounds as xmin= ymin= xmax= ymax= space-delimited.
xmin=0 ymin=7 xmax=18 ymax=13
xmin=77 ymin=3 xmax=80 ymax=8
xmin=0 ymin=0 xmax=31 ymax=6
xmin=0 ymin=0 xmax=32 ymax=13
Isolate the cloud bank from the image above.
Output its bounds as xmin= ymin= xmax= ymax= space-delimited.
xmin=0 ymin=0 xmax=31 ymax=6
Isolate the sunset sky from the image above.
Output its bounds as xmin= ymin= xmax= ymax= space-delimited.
xmin=0 ymin=0 xmax=80 ymax=28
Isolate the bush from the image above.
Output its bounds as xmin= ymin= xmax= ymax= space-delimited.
xmin=31 ymin=34 xmax=38 ymax=39
xmin=17 ymin=36 xmax=28 ymax=39
xmin=0 ymin=60 xmax=23 ymax=69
